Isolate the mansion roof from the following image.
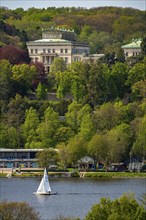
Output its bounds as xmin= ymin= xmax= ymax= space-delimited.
xmin=27 ymin=38 xmax=89 ymax=47
xmin=121 ymin=38 xmax=142 ymax=49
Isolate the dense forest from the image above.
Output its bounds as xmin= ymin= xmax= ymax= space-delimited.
xmin=0 ymin=6 xmax=146 ymax=167
xmin=0 ymin=6 xmax=146 ymax=52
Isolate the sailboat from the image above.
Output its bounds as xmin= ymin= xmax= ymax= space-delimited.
xmin=34 ymin=168 xmax=56 ymax=195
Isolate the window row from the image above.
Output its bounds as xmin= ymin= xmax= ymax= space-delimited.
xmin=125 ymin=51 xmax=140 ymax=56
xmin=42 ymin=56 xmax=68 ymax=64
xmin=31 ymin=57 xmax=39 ymax=62
xmin=30 ymin=48 xmax=68 ymax=54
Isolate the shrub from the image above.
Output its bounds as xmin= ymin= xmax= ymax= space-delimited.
xmin=85 ymin=193 xmax=146 ymax=220
xmin=0 ymin=201 xmax=39 ymax=220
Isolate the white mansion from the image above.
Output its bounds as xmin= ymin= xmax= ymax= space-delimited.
xmin=26 ymin=27 xmax=90 ymax=72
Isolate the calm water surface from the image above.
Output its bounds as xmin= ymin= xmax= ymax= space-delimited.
xmin=0 ymin=177 xmax=145 ymax=220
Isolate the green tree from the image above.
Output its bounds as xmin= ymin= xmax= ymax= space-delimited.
xmin=11 ymin=64 xmax=37 ymax=96
xmin=50 ymin=57 xmax=67 ymax=76
xmin=107 ymin=123 xmax=132 ymax=162
xmin=78 ymin=25 xmax=92 ymax=42
xmin=22 ymin=107 xmax=40 ymax=148
xmin=2 ymin=94 xmax=29 ymax=148
xmin=66 ymin=135 xmax=87 ymax=165
xmin=56 ymin=61 xmax=90 ymax=102
xmin=88 ymin=133 xmax=109 ymax=168
xmin=138 ymin=193 xmax=146 ymax=208
xmin=77 ymin=104 xmax=94 ymax=140
xmin=93 ymin=102 xmax=118 ymax=132
xmin=141 ymin=36 xmax=146 ymax=55
xmin=132 ymin=115 xmax=146 ymax=160
xmin=57 ymin=143 xmax=69 ymax=169
xmin=37 ymin=107 xmax=60 ymax=148
xmin=0 ymin=123 xmax=10 ymax=148
xmin=86 ymin=61 xmax=109 ymax=106
xmin=69 ymin=61 xmax=89 ymax=102
xmin=126 ymin=62 xmax=146 ymax=87
xmin=65 ymin=101 xmax=82 ymax=134
xmin=109 ymin=62 xmax=129 ymax=99
xmin=88 ymin=31 xmax=111 ymax=54
xmin=55 ymin=126 xmax=74 ymax=144
xmin=0 ymin=59 xmax=13 ymax=100
xmin=36 ymin=82 xmax=47 ymax=100
xmin=104 ymin=43 xmax=125 ymax=63
xmin=3 ymin=94 xmax=27 ymax=129
xmin=36 ymin=149 xmax=58 ymax=168
xmin=79 ymin=113 xmax=94 ymax=140
xmin=113 ymin=16 xmax=135 ymax=42
xmin=77 ymin=104 xmax=92 ymax=125
xmin=7 ymin=127 xmax=19 ymax=148
xmin=85 ymin=193 xmax=146 ymax=220
xmin=131 ymin=80 xmax=146 ymax=100
xmin=56 ymin=70 xmax=71 ymax=98
xmin=114 ymin=101 xmax=128 ymax=124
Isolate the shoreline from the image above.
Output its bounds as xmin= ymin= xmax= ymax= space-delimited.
xmin=0 ymin=171 xmax=146 ymax=178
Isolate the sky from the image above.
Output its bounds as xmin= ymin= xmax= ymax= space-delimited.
xmin=1 ymin=0 xmax=146 ymax=11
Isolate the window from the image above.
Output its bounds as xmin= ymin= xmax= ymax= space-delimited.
xmin=65 ymin=49 xmax=68 ymax=53
xmin=35 ymin=49 xmax=38 ymax=53
xmin=35 ymin=57 xmax=38 ymax=62
xmin=42 ymin=57 xmax=45 ymax=63
xmin=52 ymin=49 xmax=55 ymax=53
xmin=60 ymin=49 xmax=63 ymax=53
xmin=43 ymin=49 xmax=46 ymax=53
xmin=31 ymin=49 xmax=33 ymax=53
xmin=73 ymin=57 xmax=78 ymax=62
xmin=48 ymin=49 xmax=50 ymax=53
xmin=47 ymin=57 xmax=50 ymax=63
xmin=65 ymin=57 xmax=68 ymax=64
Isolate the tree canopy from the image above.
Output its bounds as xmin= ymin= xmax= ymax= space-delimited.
xmin=0 ymin=6 xmax=146 ymax=167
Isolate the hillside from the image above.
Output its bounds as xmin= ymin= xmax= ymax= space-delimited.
xmin=0 ymin=6 xmax=146 ymax=53
xmin=0 ymin=6 xmax=146 ymax=166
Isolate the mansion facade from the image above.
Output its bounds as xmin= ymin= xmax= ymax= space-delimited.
xmin=121 ymin=38 xmax=142 ymax=58
xmin=26 ymin=28 xmax=90 ymax=72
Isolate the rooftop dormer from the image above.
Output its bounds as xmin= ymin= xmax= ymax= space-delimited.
xmin=42 ymin=27 xmax=76 ymax=41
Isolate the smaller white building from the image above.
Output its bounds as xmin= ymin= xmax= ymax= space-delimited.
xmin=121 ymin=38 xmax=142 ymax=58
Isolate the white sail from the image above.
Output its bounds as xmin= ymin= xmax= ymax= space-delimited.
xmin=36 ymin=168 xmax=51 ymax=194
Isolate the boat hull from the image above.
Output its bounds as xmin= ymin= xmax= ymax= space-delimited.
xmin=33 ymin=192 xmax=57 ymax=195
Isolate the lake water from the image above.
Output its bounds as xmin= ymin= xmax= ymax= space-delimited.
xmin=0 ymin=177 xmax=145 ymax=220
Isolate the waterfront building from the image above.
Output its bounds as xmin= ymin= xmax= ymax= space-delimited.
xmin=26 ymin=27 xmax=90 ymax=72
xmin=0 ymin=148 xmax=43 ymax=168
xmin=121 ymin=38 xmax=142 ymax=58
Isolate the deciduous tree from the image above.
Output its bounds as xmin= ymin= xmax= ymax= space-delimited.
xmin=0 ymin=201 xmax=39 ymax=220
xmin=107 ymin=123 xmax=132 ymax=162
xmin=0 ymin=59 xmax=13 ymax=100
xmin=85 ymin=193 xmax=145 ymax=220
xmin=36 ymin=82 xmax=47 ymax=100
xmin=37 ymin=107 xmax=60 ymax=148
xmin=22 ymin=107 xmax=40 ymax=149
xmin=132 ymin=115 xmax=146 ymax=160
xmin=36 ymin=149 xmax=58 ymax=168
xmin=0 ymin=45 xmax=30 ymax=64
xmin=12 ymin=63 xmax=37 ymax=96
xmin=88 ymin=133 xmax=109 ymax=167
